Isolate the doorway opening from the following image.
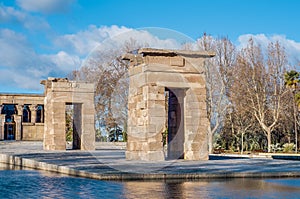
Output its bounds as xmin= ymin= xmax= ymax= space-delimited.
xmin=2 ymin=104 xmax=17 ymax=140
xmin=65 ymin=103 xmax=82 ymax=150
xmin=4 ymin=119 xmax=16 ymax=140
xmin=165 ymin=88 xmax=185 ymax=159
xmin=22 ymin=105 xmax=31 ymax=123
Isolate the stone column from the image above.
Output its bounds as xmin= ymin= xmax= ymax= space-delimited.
xmin=126 ymin=83 xmax=165 ymax=161
xmin=14 ymin=104 xmax=23 ymax=140
xmin=40 ymin=105 xmax=44 ymax=123
xmin=44 ymin=102 xmax=66 ymax=150
xmin=81 ymin=102 xmax=95 ymax=150
xmin=16 ymin=104 xmax=23 ymax=118
xmin=0 ymin=105 xmax=3 ymax=140
xmin=0 ymin=114 xmax=5 ymax=140
xmin=184 ymin=86 xmax=209 ymax=160
xmin=29 ymin=104 xmax=37 ymax=123
xmin=14 ymin=115 xmax=22 ymax=140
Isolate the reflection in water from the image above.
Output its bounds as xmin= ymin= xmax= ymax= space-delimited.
xmin=0 ymin=166 xmax=124 ymax=199
xmin=123 ymin=179 xmax=300 ymax=199
xmin=0 ymin=163 xmax=23 ymax=170
xmin=123 ymin=178 xmax=300 ymax=199
xmin=1 ymin=163 xmax=300 ymax=199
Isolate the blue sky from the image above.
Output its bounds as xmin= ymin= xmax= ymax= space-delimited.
xmin=1 ymin=0 xmax=300 ymax=93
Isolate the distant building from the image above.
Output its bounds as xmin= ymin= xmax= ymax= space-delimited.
xmin=0 ymin=93 xmax=44 ymax=141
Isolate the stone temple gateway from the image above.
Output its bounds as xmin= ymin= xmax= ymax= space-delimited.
xmin=0 ymin=78 xmax=95 ymax=151
xmin=41 ymin=78 xmax=95 ymax=151
xmin=123 ymin=48 xmax=215 ymax=161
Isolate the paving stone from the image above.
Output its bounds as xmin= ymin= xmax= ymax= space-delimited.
xmin=1 ymin=141 xmax=300 ymax=180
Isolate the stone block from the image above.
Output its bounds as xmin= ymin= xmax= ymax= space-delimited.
xmin=129 ymin=65 xmax=143 ymax=76
xmin=184 ymin=150 xmax=208 ymax=160
xmin=191 ymin=88 xmax=207 ymax=96
xmin=187 ymin=131 xmax=207 ymax=143
xmin=137 ymin=118 xmax=145 ymax=126
xmin=148 ymin=93 xmax=165 ymax=101
xmin=185 ymin=74 xmax=205 ymax=84
xmin=170 ymin=56 xmax=185 ymax=66
xmin=137 ymin=101 xmax=147 ymax=110
xmin=146 ymin=151 xmax=165 ymax=161
xmin=148 ymin=108 xmax=166 ymax=117
xmin=125 ymin=151 xmax=140 ymax=160
xmin=148 ymin=141 xmax=163 ymax=151
xmin=145 ymin=56 xmax=170 ymax=66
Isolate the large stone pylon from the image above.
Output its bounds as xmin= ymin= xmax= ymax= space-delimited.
xmin=123 ymin=48 xmax=215 ymax=161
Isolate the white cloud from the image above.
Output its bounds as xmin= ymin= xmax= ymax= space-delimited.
xmin=106 ymin=27 xmax=182 ymax=50
xmin=16 ymin=0 xmax=76 ymax=14
xmin=55 ymin=25 xmax=182 ymax=57
xmin=237 ymin=34 xmax=270 ymax=49
xmin=0 ymin=25 xmax=185 ymax=92
xmin=2 ymin=24 xmax=300 ymax=93
xmin=0 ymin=29 xmax=49 ymax=90
xmin=0 ymin=29 xmax=37 ymax=67
xmin=0 ymin=68 xmax=43 ymax=91
xmin=0 ymin=29 xmax=81 ymax=91
xmin=55 ymin=25 xmax=186 ymax=73
xmin=237 ymin=34 xmax=300 ymax=68
xmin=42 ymin=51 xmax=81 ymax=72
xmin=0 ymin=5 xmax=50 ymax=30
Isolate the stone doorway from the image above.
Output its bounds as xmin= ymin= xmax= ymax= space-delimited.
xmin=2 ymin=104 xmax=17 ymax=140
xmin=166 ymin=88 xmax=185 ymax=160
xmin=4 ymin=121 xmax=15 ymax=140
xmin=65 ymin=103 xmax=82 ymax=150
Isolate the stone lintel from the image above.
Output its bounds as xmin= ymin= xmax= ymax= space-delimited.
xmin=138 ymin=48 xmax=215 ymax=58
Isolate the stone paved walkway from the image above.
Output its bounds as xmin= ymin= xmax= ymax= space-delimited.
xmin=1 ymin=141 xmax=300 ymax=180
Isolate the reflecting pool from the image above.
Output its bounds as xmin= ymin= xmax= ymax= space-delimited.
xmin=1 ymin=163 xmax=300 ymax=199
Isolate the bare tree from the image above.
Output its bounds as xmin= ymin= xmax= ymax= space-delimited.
xmin=229 ymin=79 xmax=257 ymax=153
xmin=234 ymin=39 xmax=288 ymax=152
xmin=197 ymin=33 xmax=235 ymax=153
xmin=69 ymin=38 xmax=146 ymax=140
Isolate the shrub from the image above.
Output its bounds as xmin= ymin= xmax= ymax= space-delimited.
xmin=282 ymin=143 xmax=295 ymax=153
xmin=270 ymin=143 xmax=282 ymax=152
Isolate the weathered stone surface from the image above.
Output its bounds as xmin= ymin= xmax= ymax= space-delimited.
xmin=0 ymin=94 xmax=44 ymax=141
xmin=124 ymin=48 xmax=214 ymax=161
xmin=41 ymin=78 xmax=95 ymax=151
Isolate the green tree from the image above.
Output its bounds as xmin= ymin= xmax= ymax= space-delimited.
xmin=284 ymin=70 xmax=300 ymax=107
xmin=284 ymin=70 xmax=300 ymax=152
xmin=65 ymin=110 xmax=73 ymax=142
xmin=284 ymin=70 xmax=300 ymax=89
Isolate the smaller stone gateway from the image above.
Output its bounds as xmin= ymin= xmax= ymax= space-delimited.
xmin=123 ymin=48 xmax=215 ymax=161
xmin=41 ymin=78 xmax=95 ymax=151
xmin=0 ymin=78 xmax=96 ymax=151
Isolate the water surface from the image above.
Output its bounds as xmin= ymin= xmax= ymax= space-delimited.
xmin=1 ymin=163 xmax=300 ymax=199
